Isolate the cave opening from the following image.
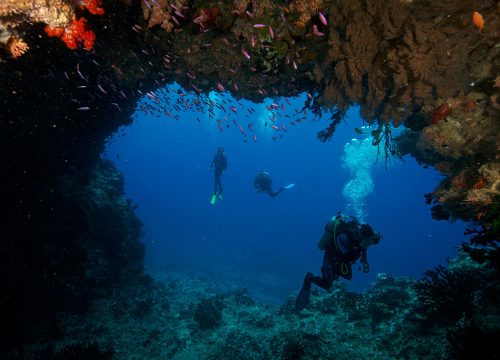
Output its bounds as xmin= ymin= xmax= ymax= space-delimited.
xmin=2 ymin=0 xmax=499 ymax=356
xmin=102 ymin=83 xmax=468 ymax=304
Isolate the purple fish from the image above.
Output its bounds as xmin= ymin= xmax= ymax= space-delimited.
xmin=319 ymin=12 xmax=328 ymax=26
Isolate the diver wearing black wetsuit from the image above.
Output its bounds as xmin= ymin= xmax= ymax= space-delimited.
xmin=295 ymin=213 xmax=381 ymax=310
xmin=210 ymin=147 xmax=227 ymax=203
xmin=253 ymin=171 xmax=284 ymax=198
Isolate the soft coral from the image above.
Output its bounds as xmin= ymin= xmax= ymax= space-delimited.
xmin=44 ymin=0 xmax=103 ymax=50
xmin=80 ymin=0 xmax=105 ymax=15
xmin=45 ymin=18 xmax=96 ymax=50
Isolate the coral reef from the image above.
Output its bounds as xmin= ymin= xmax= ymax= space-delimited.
xmin=289 ymin=0 xmax=325 ymax=24
xmin=366 ymin=274 xmax=413 ymax=325
xmin=413 ymin=249 xmax=500 ymax=356
xmin=0 ymin=0 xmax=104 ymax=55
xmin=395 ymin=90 xmax=500 ymax=223
xmin=0 ymin=0 xmax=76 ymax=29
xmin=8 ymin=263 xmax=498 ymax=360
xmin=312 ymin=0 xmax=499 ymax=125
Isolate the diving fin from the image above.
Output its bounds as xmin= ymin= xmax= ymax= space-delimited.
xmin=218 ymin=193 xmax=223 ymax=200
xmin=295 ymin=275 xmax=312 ymax=311
xmin=210 ymin=193 xmax=217 ymax=205
xmin=283 ymin=183 xmax=295 ymax=190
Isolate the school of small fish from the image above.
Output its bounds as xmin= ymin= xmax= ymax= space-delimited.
xmin=135 ymin=84 xmax=310 ymax=143
xmin=70 ymin=4 xmax=486 ymax=143
xmin=69 ymin=3 xmax=332 ymax=142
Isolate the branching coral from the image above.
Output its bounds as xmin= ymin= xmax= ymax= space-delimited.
xmin=317 ymin=109 xmax=345 ymax=142
xmin=412 ymin=248 xmax=500 ymax=358
xmin=414 ymin=264 xmax=478 ymax=327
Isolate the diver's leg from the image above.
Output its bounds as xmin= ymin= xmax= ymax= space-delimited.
xmin=296 ymin=251 xmax=335 ymax=310
xmin=310 ymin=275 xmax=334 ymax=290
xmin=218 ymin=177 xmax=223 ymax=194
xmin=295 ymin=272 xmax=313 ymax=310
xmin=268 ymin=187 xmax=283 ymax=198
xmin=211 ymin=175 xmax=218 ymax=204
xmin=272 ymin=188 xmax=284 ymax=198
xmin=268 ymin=189 xmax=277 ymax=197
xmin=311 ymin=251 xmax=336 ymax=290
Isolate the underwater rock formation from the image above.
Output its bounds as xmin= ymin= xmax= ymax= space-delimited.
xmin=1 ymin=0 xmax=499 ymax=356
xmin=1 ymin=158 xmax=146 ymax=351
xmin=8 ymin=263 xmax=498 ymax=359
xmin=394 ymin=90 xmax=500 ymax=225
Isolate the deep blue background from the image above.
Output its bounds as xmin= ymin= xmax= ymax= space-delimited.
xmin=103 ymin=86 xmax=468 ymax=303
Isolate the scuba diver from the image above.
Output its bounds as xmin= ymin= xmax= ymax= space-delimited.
xmin=209 ymin=147 xmax=227 ymax=205
xmin=253 ymin=171 xmax=295 ymax=198
xmin=295 ymin=212 xmax=381 ymax=311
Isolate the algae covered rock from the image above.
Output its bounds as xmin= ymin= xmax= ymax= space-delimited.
xmin=193 ymin=295 xmax=224 ymax=330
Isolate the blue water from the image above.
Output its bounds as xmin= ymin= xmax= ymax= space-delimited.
xmin=103 ymin=85 xmax=468 ymax=303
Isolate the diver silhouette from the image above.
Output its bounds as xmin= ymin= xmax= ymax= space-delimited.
xmin=295 ymin=213 xmax=381 ymax=311
xmin=209 ymin=147 xmax=227 ymax=205
xmin=253 ymin=171 xmax=295 ymax=198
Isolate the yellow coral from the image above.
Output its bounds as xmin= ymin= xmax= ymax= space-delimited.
xmin=0 ymin=0 xmax=75 ymax=29
xmin=289 ymin=0 xmax=324 ymax=24
xmin=143 ymin=0 xmax=173 ymax=31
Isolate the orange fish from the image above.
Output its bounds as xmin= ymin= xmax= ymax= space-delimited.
xmin=472 ymin=11 xmax=484 ymax=31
